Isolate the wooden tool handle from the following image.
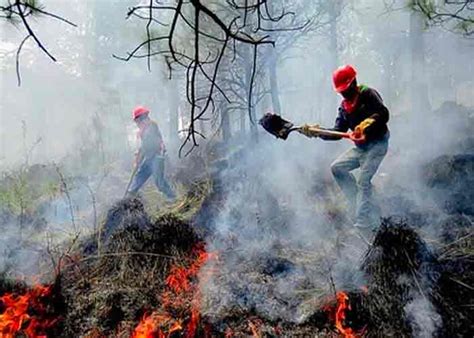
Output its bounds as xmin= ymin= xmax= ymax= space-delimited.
xmin=303 ymin=126 xmax=351 ymax=139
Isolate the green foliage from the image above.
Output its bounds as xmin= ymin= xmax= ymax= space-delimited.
xmin=0 ymin=166 xmax=60 ymax=216
xmin=1 ymin=0 xmax=45 ymax=22
xmin=408 ymin=0 xmax=436 ymax=15
xmin=410 ymin=0 xmax=474 ymax=36
xmin=27 ymin=0 xmax=47 ymax=17
xmin=456 ymin=18 xmax=474 ymax=35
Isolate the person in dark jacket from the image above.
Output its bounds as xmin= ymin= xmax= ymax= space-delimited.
xmin=300 ymin=65 xmax=389 ymax=228
xmin=128 ymin=106 xmax=175 ymax=199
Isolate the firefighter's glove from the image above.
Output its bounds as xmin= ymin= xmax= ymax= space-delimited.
xmin=299 ymin=124 xmax=321 ymax=138
xmin=351 ymin=118 xmax=375 ymax=145
xmin=355 ymin=118 xmax=375 ymax=136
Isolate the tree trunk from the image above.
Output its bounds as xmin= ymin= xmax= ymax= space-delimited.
xmin=266 ymin=1 xmax=282 ymax=115
xmin=242 ymin=45 xmax=253 ymax=136
xmin=221 ymin=106 xmax=231 ymax=142
xmin=249 ymin=90 xmax=258 ymax=142
xmin=240 ymin=109 xmax=246 ymax=134
xmin=329 ymin=2 xmax=339 ymax=69
xmin=328 ymin=0 xmax=340 ymax=114
xmin=410 ymin=11 xmax=431 ymax=119
xmin=167 ymin=77 xmax=180 ymax=149
xmin=268 ymin=51 xmax=282 ymax=114
xmin=198 ymin=118 xmax=206 ymax=138
xmin=243 ymin=47 xmax=258 ymax=141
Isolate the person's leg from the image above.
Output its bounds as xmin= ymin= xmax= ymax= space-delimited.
xmin=128 ymin=161 xmax=152 ymax=195
xmin=152 ymin=156 xmax=176 ymax=199
xmin=355 ymin=139 xmax=388 ymax=226
xmin=331 ymin=147 xmax=362 ymax=213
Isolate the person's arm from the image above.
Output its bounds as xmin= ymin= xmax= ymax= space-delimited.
xmin=319 ymin=107 xmax=349 ymax=140
xmin=156 ymin=125 xmax=166 ymax=155
xmin=134 ymin=130 xmax=143 ymax=167
xmin=361 ymin=89 xmax=389 ymax=139
xmin=134 ymin=150 xmax=143 ymax=167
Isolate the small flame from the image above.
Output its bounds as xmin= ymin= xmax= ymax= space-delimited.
xmin=0 ymin=284 xmax=58 ymax=337
xmin=335 ymin=291 xmax=357 ymax=338
xmin=132 ymin=244 xmax=217 ymax=338
xmin=132 ymin=312 xmax=182 ymax=338
xmin=224 ymin=327 xmax=233 ymax=337
xmin=248 ymin=319 xmax=262 ymax=338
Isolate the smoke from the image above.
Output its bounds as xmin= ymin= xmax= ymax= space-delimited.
xmin=405 ymin=293 xmax=442 ymax=338
xmin=0 ymin=0 xmax=174 ymax=168
xmin=199 ymin=133 xmax=369 ymax=322
xmin=0 ymin=0 xmax=472 ymax=333
xmin=0 ymin=0 xmax=172 ymax=281
xmin=198 ymin=0 xmax=474 ymax=326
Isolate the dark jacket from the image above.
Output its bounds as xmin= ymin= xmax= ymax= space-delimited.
xmin=139 ymin=120 xmax=165 ymax=160
xmin=322 ymin=86 xmax=389 ymax=143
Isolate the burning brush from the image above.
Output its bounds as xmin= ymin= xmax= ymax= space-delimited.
xmin=4 ymin=200 xmax=468 ymax=337
xmin=319 ymin=290 xmax=367 ymax=338
xmin=0 ymin=279 xmax=64 ymax=337
xmin=132 ymin=244 xmax=217 ymax=338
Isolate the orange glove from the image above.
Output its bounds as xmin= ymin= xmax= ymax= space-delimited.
xmin=351 ymin=118 xmax=375 ymax=145
xmin=356 ymin=118 xmax=375 ymax=134
xmin=350 ymin=130 xmax=365 ymax=145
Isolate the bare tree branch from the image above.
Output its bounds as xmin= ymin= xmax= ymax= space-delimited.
xmin=118 ymin=0 xmax=323 ymax=154
xmin=15 ymin=34 xmax=30 ymax=86
xmin=411 ymin=0 xmax=474 ymax=36
xmin=1 ymin=0 xmax=76 ymax=84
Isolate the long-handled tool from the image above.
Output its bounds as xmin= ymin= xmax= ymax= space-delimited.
xmin=124 ymin=160 xmax=141 ymax=198
xmin=259 ymin=113 xmax=352 ymax=140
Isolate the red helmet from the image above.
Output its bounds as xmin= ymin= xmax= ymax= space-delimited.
xmin=132 ymin=106 xmax=150 ymax=120
xmin=332 ymin=65 xmax=357 ymax=93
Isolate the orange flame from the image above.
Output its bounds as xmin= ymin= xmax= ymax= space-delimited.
xmin=224 ymin=327 xmax=233 ymax=337
xmin=0 ymin=284 xmax=58 ymax=337
xmin=132 ymin=244 xmax=217 ymax=338
xmin=248 ymin=318 xmax=262 ymax=338
xmin=132 ymin=312 xmax=182 ymax=338
xmin=335 ymin=291 xmax=357 ymax=338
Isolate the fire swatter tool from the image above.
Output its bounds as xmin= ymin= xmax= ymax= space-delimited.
xmin=259 ymin=112 xmax=352 ymax=140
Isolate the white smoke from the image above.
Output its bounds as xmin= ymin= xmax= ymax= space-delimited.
xmin=405 ymin=293 xmax=442 ymax=338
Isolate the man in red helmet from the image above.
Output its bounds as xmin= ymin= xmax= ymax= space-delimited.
xmin=127 ymin=106 xmax=175 ymax=199
xmin=301 ymin=65 xmax=389 ymax=228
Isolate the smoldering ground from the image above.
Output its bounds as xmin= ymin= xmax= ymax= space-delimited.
xmin=0 ymin=0 xmax=473 ymax=337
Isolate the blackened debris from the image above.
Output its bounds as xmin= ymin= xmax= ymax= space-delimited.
xmin=424 ymin=154 xmax=474 ymax=215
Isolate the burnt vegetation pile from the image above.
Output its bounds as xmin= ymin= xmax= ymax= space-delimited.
xmin=434 ymin=214 xmax=474 ymax=336
xmin=424 ymin=154 xmax=474 ymax=216
xmin=360 ymin=219 xmax=439 ymax=336
xmin=2 ymin=187 xmax=471 ymax=336
xmin=352 ymin=217 xmax=473 ymax=337
xmin=0 ymin=196 xmax=471 ymax=337
xmin=60 ymin=197 xmax=203 ymax=337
